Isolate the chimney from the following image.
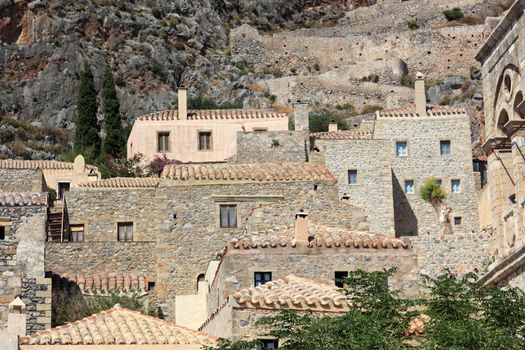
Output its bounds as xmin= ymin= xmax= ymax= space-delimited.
xmin=293 ymin=101 xmax=309 ymax=131
xmin=294 ymin=210 xmax=309 ymax=244
xmin=178 ymin=87 xmax=187 ymax=120
xmin=328 ymin=121 xmax=338 ymax=132
xmin=7 ymin=297 xmax=26 ymax=336
xmin=415 ymin=72 xmax=427 ymax=116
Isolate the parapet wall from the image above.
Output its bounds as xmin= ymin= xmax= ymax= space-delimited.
xmin=0 ymin=169 xmax=42 ymax=192
xmin=233 ymin=131 xmax=307 ymax=164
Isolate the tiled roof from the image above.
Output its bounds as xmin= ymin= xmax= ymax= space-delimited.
xmin=77 ymin=177 xmax=159 ymax=189
xmin=20 ymin=305 xmax=217 ymax=346
xmin=55 ymin=272 xmax=149 ymax=294
xmin=233 ymin=275 xmax=349 ymax=313
xmin=230 ymin=224 xmax=411 ymax=250
xmin=377 ymin=104 xmax=466 ymax=118
xmin=0 ymin=192 xmax=46 ymax=206
xmin=137 ymin=109 xmax=287 ymax=121
xmin=0 ymin=159 xmax=97 ymax=171
xmin=161 ymin=162 xmax=335 ymax=182
xmin=311 ymin=130 xmax=373 ymax=140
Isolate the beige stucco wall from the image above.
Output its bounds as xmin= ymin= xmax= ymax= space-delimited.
xmin=127 ymin=118 xmax=289 ymax=163
xmin=21 ymin=345 xmax=205 ymax=350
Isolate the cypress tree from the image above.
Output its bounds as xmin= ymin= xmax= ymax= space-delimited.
xmin=75 ymin=62 xmax=101 ymax=160
xmin=101 ymin=68 xmax=125 ymax=158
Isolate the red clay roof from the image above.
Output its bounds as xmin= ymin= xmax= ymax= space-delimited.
xmin=311 ymin=130 xmax=373 ymax=140
xmin=161 ymin=162 xmax=336 ymax=182
xmin=0 ymin=159 xmax=98 ymax=171
xmin=378 ymin=104 xmax=466 ymax=118
xmin=137 ymin=109 xmax=287 ymax=121
xmin=20 ymin=305 xmax=217 ymax=345
xmin=77 ymin=177 xmax=159 ymax=188
xmin=55 ymin=272 xmax=149 ymax=294
xmin=0 ymin=192 xmax=46 ymax=206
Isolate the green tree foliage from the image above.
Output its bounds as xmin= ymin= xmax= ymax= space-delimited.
xmin=75 ymin=62 xmax=101 ymax=162
xmin=101 ymin=68 xmax=125 ymax=158
xmin=212 ymin=270 xmax=525 ymax=350
xmin=443 ymin=8 xmax=464 ymax=21
xmin=420 ymin=177 xmax=446 ymax=214
xmin=308 ymin=110 xmax=349 ymax=133
xmin=97 ymin=153 xmax=145 ymax=179
xmin=180 ymin=96 xmax=242 ymax=110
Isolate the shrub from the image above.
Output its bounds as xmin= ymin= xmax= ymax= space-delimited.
xmin=271 ymin=139 xmax=280 ymax=148
xmin=146 ymin=154 xmax=181 ymax=177
xmin=308 ymin=110 xmax=349 ymax=133
xmin=151 ymin=5 xmax=162 ymax=19
xmin=186 ymin=96 xmax=242 ymax=110
xmin=48 ymin=189 xmax=57 ymax=203
xmin=444 ymin=8 xmax=464 ymax=21
xmin=420 ymin=177 xmax=446 ymax=214
xmin=406 ymin=18 xmax=419 ymax=29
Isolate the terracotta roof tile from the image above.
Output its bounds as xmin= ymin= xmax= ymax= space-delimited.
xmin=0 ymin=192 xmax=46 ymax=206
xmin=20 ymin=305 xmax=217 ymax=345
xmin=311 ymin=130 xmax=373 ymax=140
xmin=233 ymin=275 xmax=349 ymax=313
xmin=55 ymin=272 xmax=149 ymax=294
xmin=77 ymin=177 xmax=159 ymax=189
xmin=230 ymin=224 xmax=411 ymax=250
xmin=161 ymin=163 xmax=335 ymax=182
xmin=0 ymin=159 xmax=98 ymax=171
xmin=378 ymin=104 xmax=466 ymax=118
xmin=137 ymin=109 xmax=287 ymax=121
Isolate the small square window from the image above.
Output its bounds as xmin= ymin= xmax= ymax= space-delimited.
xmin=404 ymin=180 xmax=415 ymax=194
xmin=69 ymin=224 xmax=84 ymax=242
xmin=0 ymin=226 xmax=4 ymax=240
xmin=157 ymin=132 xmax=170 ymax=152
xmin=117 ymin=222 xmax=133 ymax=242
xmin=220 ymin=205 xmax=237 ymax=228
xmin=347 ymin=170 xmax=357 ymax=185
xmin=396 ymin=141 xmax=408 ymax=157
xmin=454 ymin=217 xmax=462 ymax=225
xmin=254 ymin=272 xmax=272 ymax=287
xmin=440 ymin=140 xmax=451 ymax=155
xmin=148 ymin=282 xmax=156 ymax=291
xmin=451 ymin=179 xmax=461 ymax=193
xmin=198 ymin=131 xmax=212 ymax=151
xmin=435 ymin=179 xmax=442 ymax=187
xmin=335 ymin=271 xmax=348 ymax=288
xmin=257 ymin=339 xmax=278 ymax=349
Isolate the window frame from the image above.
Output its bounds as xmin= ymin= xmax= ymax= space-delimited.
xmin=404 ymin=179 xmax=415 ymax=194
xmin=254 ymin=272 xmax=272 ymax=287
xmin=451 ymin=179 xmax=461 ymax=193
xmin=157 ymin=131 xmax=170 ymax=153
xmin=347 ymin=169 xmax=358 ymax=185
xmin=219 ymin=204 xmax=238 ymax=228
xmin=395 ymin=141 xmax=408 ymax=157
xmin=440 ymin=140 xmax=451 ymax=156
xmin=454 ymin=216 xmax=462 ymax=225
xmin=117 ymin=222 xmax=134 ymax=242
xmin=198 ymin=130 xmax=213 ymax=151
xmin=69 ymin=224 xmax=85 ymax=242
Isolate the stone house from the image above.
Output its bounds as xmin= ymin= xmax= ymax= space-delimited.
xmin=126 ymin=88 xmax=290 ymax=163
xmin=0 ymin=191 xmax=51 ymax=335
xmin=0 ymin=155 xmax=100 ymax=198
xmin=476 ymin=0 xmax=525 ymax=289
xmin=45 ymin=162 xmax=338 ymax=322
xmin=313 ymin=74 xmax=480 ymax=237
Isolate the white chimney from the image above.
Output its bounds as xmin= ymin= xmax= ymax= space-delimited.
xmin=328 ymin=122 xmax=338 ymax=132
xmin=294 ymin=211 xmax=309 ymax=244
xmin=415 ymin=72 xmax=427 ymax=116
xmin=178 ymin=87 xmax=187 ymax=120
xmin=7 ymin=297 xmax=26 ymax=336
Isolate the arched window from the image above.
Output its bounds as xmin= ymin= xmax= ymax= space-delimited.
xmin=497 ymin=109 xmax=510 ymax=137
xmin=514 ymin=91 xmax=524 ymax=118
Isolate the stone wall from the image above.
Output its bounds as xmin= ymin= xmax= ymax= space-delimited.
xmin=233 ymin=131 xmax=307 ymax=164
xmin=316 ymin=138 xmax=395 ymax=235
xmin=0 ymin=242 xmax=20 ymax=328
xmin=411 ymin=229 xmax=495 ymax=278
xmin=246 ymin=191 xmax=369 ymax=232
xmin=374 ymin=115 xmax=480 ymax=235
xmin=45 ymin=241 xmax=156 ymax=279
xmin=0 ymin=169 xmax=42 ymax=192
xmin=65 ymin=188 xmax=159 ymax=241
xmin=157 ymin=179 xmax=337 ymax=320
xmin=21 ymin=277 xmax=52 ymax=334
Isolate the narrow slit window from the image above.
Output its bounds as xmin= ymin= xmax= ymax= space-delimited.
xmin=0 ymin=226 xmax=5 ymax=240
xmin=348 ymin=170 xmax=357 ymax=185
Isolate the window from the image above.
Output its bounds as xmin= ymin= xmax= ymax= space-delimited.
xmin=347 ymin=170 xmax=357 ymax=185
xmin=440 ymin=140 xmax=451 ymax=155
xmin=254 ymin=272 xmax=272 ymax=287
xmin=257 ymin=339 xmax=278 ymax=349
xmin=198 ymin=131 xmax=212 ymax=151
xmin=69 ymin=224 xmax=84 ymax=242
xmin=451 ymin=179 xmax=461 ymax=193
xmin=253 ymin=127 xmax=268 ymax=132
xmin=117 ymin=222 xmax=133 ymax=241
xmin=334 ymin=271 xmax=348 ymax=288
xmin=454 ymin=217 xmax=462 ymax=225
xmin=219 ymin=205 xmax=237 ymax=228
xmin=435 ymin=179 xmax=442 ymax=187
xmin=396 ymin=141 xmax=408 ymax=157
xmin=404 ymin=180 xmax=415 ymax=194
xmin=0 ymin=226 xmax=4 ymax=240
xmin=148 ymin=282 xmax=156 ymax=291
xmin=157 ymin=132 xmax=170 ymax=152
